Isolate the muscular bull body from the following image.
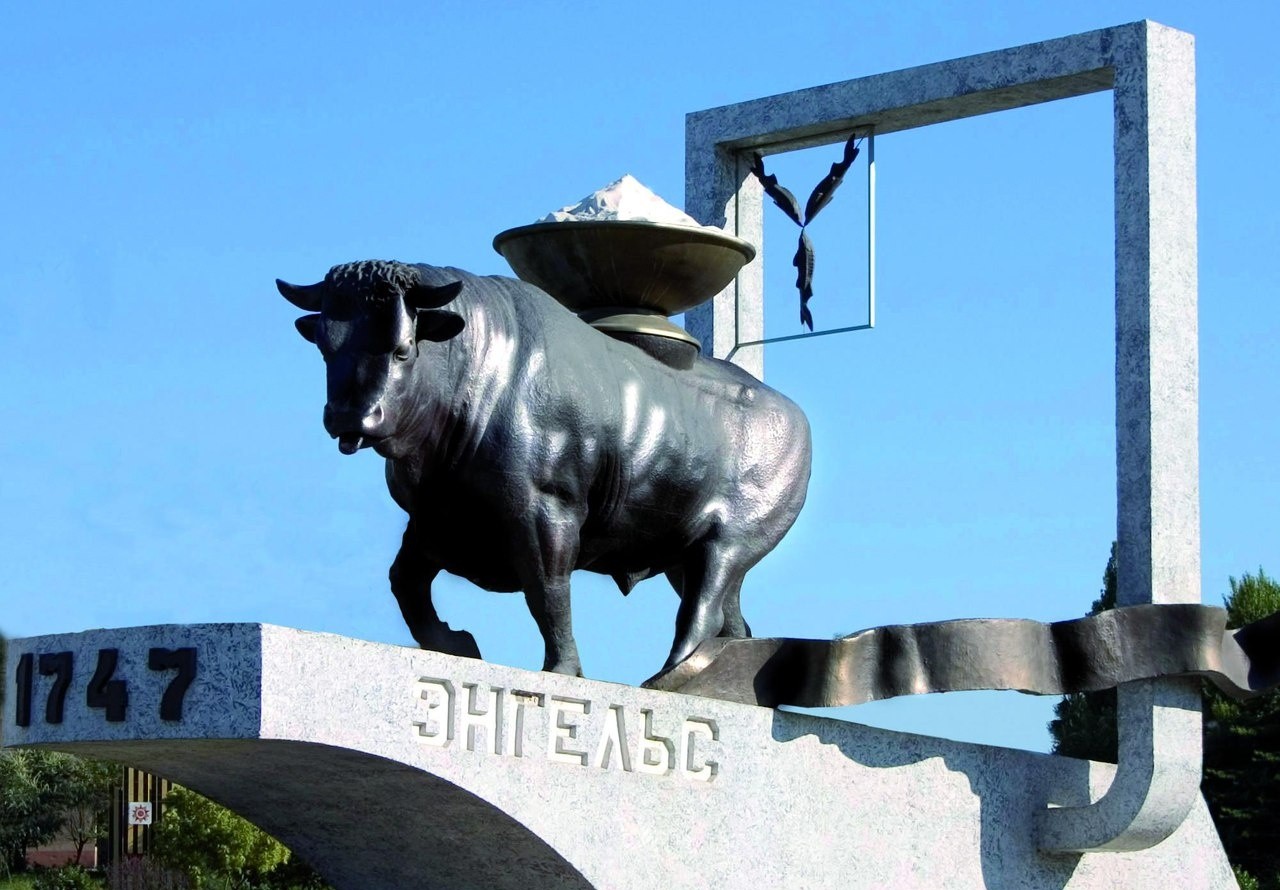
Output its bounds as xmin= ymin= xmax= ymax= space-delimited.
xmin=279 ymin=260 xmax=811 ymax=677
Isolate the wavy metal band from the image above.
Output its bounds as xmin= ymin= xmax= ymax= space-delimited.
xmin=643 ymin=604 xmax=1280 ymax=709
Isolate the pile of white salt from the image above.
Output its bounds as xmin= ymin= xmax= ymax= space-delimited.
xmin=539 ymin=174 xmax=708 ymax=227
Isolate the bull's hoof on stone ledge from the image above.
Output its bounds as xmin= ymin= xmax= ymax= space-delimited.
xmin=419 ymin=624 xmax=482 ymax=661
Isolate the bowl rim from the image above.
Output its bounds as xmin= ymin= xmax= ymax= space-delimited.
xmin=492 ymin=219 xmax=757 ymax=263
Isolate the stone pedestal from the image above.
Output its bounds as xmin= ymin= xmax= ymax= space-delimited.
xmin=3 ymin=624 xmax=1234 ymax=888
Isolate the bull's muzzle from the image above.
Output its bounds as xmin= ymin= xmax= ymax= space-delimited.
xmin=324 ymin=402 xmax=386 ymax=455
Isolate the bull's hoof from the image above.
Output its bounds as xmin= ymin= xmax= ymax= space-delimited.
xmin=643 ymin=636 xmax=734 ymax=689
xmin=543 ymin=659 xmax=584 ymax=678
xmin=418 ymin=625 xmax=482 ymax=660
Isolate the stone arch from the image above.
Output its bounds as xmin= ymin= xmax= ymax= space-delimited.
xmin=56 ymin=738 xmax=592 ymax=890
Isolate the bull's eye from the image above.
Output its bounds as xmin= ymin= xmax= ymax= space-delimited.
xmin=393 ymin=343 xmax=414 ymax=362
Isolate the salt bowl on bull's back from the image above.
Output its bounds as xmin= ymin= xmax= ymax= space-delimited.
xmin=277 ymin=187 xmax=809 ymax=680
xmin=494 ymin=174 xmax=755 ymax=370
xmin=494 ymin=174 xmax=756 ymax=316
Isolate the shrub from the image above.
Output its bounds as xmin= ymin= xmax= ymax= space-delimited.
xmin=150 ymin=788 xmax=287 ymax=890
xmin=1234 ymin=864 xmax=1260 ymax=890
xmin=31 ymin=866 xmax=99 ymax=890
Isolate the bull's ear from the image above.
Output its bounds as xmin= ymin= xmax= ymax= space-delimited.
xmin=277 ymin=278 xmax=325 ymax=311
xmin=294 ymin=314 xmax=322 ymax=343
xmin=406 ymin=279 xmax=463 ymax=310
xmin=415 ymin=309 xmax=465 ymax=342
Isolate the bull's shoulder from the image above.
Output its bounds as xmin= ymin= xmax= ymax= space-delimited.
xmin=685 ymin=356 xmax=798 ymax=410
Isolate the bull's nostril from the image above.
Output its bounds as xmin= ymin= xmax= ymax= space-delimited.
xmin=362 ymin=403 xmax=385 ymax=433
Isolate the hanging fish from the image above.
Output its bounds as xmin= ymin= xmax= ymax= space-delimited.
xmin=750 ymin=153 xmax=803 ymax=227
xmin=794 ymin=230 xmax=815 ymax=331
xmin=803 ymin=133 xmax=860 ymax=226
xmin=749 ymin=132 xmax=863 ymax=331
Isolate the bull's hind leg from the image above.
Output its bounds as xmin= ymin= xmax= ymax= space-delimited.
xmin=666 ymin=566 xmax=751 ymax=638
xmin=663 ymin=544 xmax=746 ymax=672
xmin=390 ymin=518 xmax=481 ymax=659
xmin=720 ymin=583 xmax=751 ymax=638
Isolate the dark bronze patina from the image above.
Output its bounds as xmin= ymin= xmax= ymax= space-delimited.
xmin=493 ymin=219 xmax=755 ymax=316
xmin=279 ymin=260 xmax=811 ymax=678
xmin=645 ymin=603 xmax=1280 ymax=707
xmin=751 ymin=132 xmax=862 ymax=331
xmin=494 ymin=219 xmax=755 ymax=365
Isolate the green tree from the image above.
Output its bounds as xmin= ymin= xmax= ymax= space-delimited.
xmin=1 ymin=634 xmax=115 ymax=874
xmin=151 ymin=787 xmax=289 ymax=890
xmin=0 ymin=751 xmax=83 ymax=874
xmin=1048 ymin=554 xmax=1280 ymax=889
xmin=1202 ymin=569 xmax=1280 ymax=889
xmin=1047 ymin=542 xmax=1118 ymax=762
xmin=2 ymin=632 xmax=8 ymax=723
xmin=58 ymin=759 xmax=117 ymax=866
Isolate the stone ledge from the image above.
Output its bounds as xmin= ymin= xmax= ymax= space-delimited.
xmin=3 ymin=624 xmax=1234 ymax=889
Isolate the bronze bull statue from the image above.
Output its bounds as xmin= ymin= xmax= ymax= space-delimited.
xmin=279 ymin=260 xmax=811 ymax=677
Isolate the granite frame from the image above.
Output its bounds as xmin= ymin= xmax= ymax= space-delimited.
xmin=685 ymin=20 xmax=1200 ymax=853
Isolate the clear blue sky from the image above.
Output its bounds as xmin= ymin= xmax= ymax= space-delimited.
xmin=2 ymin=2 xmax=1277 ymax=754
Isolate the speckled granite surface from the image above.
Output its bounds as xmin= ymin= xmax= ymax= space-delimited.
xmin=684 ymin=19 xmax=1205 ymax=855
xmin=4 ymin=623 xmax=1233 ymax=889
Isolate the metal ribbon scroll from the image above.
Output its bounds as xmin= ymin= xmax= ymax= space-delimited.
xmin=644 ymin=604 xmax=1280 ymax=708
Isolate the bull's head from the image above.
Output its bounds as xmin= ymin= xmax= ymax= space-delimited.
xmin=278 ymin=260 xmax=465 ymax=456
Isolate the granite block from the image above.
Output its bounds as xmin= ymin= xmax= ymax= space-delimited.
xmin=3 ymin=624 xmax=1234 ymax=889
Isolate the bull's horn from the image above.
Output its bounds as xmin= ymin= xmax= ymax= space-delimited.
xmin=406 ymin=279 xmax=463 ymax=309
xmin=276 ymin=278 xmax=325 ymax=311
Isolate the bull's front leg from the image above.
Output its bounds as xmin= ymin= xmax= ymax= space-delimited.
xmin=390 ymin=517 xmax=481 ymax=659
xmin=517 ymin=497 xmax=584 ymax=677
